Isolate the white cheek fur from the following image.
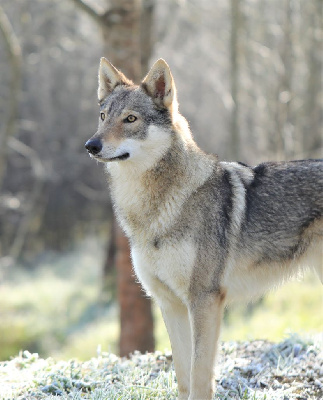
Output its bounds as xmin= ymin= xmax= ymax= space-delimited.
xmin=106 ymin=125 xmax=172 ymax=174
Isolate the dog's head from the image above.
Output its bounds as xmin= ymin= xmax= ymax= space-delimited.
xmin=85 ymin=58 xmax=183 ymax=171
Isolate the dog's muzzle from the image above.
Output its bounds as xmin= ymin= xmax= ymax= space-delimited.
xmin=85 ymin=138 xmax=102 ymax=155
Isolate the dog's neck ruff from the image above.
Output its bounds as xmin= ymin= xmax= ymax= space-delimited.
xmin=107 ymin=131 xmax=215 ymax=241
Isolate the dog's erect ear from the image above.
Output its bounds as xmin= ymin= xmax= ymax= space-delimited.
xmin=98 ymin=58 xmax=132 ymax=101
xmin=141 ymin=59 xmax=178 ymax=111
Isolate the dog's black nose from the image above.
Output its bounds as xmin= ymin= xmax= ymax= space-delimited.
xmin=85 ymin=138 xmax=102 ymax=155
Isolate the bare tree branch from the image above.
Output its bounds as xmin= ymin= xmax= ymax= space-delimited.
xmin=8 ymin=137 xmax=44 ymax=179
xmin=0 ymin=5 xmax=22 ymax=189
xmin=70 ymin=0 xmax=105 ymax=24
xmin=8 ymin=137 xmax=45 ymax=260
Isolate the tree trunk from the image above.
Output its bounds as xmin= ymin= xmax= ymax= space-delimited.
xmin=116 ymin=224 xmax=154 ymax=355
xmin=304 ymin=0 xmax=323 ymax=156
xmin=71 ymin=0 xmax=155 ymax=357
xmin=101 ymin=0 xmax=142 ymax=81
xmin=230 ymin=0 xmax=241 ymax=160
xmin=274 ymin=0 xmax=293 ymax=160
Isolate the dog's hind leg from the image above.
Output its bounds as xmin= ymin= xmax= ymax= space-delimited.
xmin=188 ymin=291 xmax=226 ymax=400
xmin=158 ymin=295 xmax=192 ymax=400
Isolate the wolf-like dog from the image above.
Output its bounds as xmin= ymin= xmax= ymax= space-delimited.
xmin=85 ymin=58 xmax=323 ymax=400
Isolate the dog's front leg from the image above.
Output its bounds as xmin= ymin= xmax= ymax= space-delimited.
xmin=158 ymin=295 xmax=192 ymax=400
xmin=188 ymin=292 xmax=225 ymax=400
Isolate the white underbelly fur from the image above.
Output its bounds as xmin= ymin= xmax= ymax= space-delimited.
xmin=130 ymin=225 xmax=322 ymax=305
xmin=223 ymin=237 xmax=323 ymax=303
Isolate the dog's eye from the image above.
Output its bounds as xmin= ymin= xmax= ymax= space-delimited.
xmin=100 ymin=112 xmax=105 ymax=121
xmin=125 ymin=115 xmax=137 ymax=123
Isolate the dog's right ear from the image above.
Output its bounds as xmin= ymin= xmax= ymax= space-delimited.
xmin=98 ymin=58 xmax=132 ymax=102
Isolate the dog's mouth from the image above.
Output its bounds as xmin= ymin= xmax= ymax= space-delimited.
xmin=108 ymin=153 xmax=130 ymax=162
xmin=91 ymin=152 xmax=130 ymax=162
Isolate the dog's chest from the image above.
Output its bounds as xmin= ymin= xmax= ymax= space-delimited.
xmin=112 ymin=177 xmax=188 ymax=237
xmin=131 ymin=237 xmax=196 ymax=303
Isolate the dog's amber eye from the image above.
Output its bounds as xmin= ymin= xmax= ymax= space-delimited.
xmin=126 ymin=115 xmax=137 ymax=123
xmin=100 ymin=112 xmax=105 ymax=121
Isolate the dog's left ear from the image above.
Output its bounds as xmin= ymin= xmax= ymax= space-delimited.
xmin=98 ymin=58 xmax=132 ymax=102
xmin=141 ymin=59 xmax=178 ymax=112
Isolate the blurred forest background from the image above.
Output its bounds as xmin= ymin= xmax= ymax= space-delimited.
xmin=0 ymin=0 xmax=322 ymax=361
